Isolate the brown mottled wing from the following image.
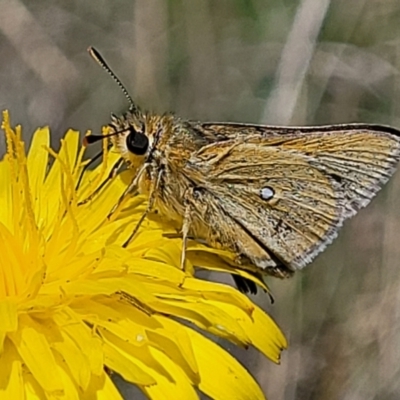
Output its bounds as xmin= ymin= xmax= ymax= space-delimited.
xmin=185 ymin=125 xmax=400 ymax=271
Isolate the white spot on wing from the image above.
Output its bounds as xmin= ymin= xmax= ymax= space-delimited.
xmin=260 ymin=187 xmax=275 ymax=201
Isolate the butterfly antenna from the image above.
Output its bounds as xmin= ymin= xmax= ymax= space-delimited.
xmin=88 ymin=46 xmax=138 ymax=114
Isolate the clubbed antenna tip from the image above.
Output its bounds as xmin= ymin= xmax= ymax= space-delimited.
xmin=87 ymin=46 xmax=138 ymax=114
xmin=83 ymin=134 xmax=103 ymax=146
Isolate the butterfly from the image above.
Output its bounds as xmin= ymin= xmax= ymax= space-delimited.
xmin=84 ymin=47 xmax=400 ymax=294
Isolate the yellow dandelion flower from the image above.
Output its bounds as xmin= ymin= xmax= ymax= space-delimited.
xmin=0 ymin=111 xmax=287 ymax=399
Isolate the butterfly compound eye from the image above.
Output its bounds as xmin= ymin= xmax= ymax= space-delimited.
xmin=126 ymin=127 xmax=149 ymax=155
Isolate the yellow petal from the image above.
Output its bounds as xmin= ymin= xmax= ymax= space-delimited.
xmin=156 ymin=298 xmax=250 ymax=345
xmin=26 ymin=127 xmax=49 ymax=221
xmin=102 ymin=335 xmax=157 ymax=386
xmin=96 ymin=374 xmax=124 ymax=400
xmin=0 ymin=339 xmax=24 ymax=398
xmin=187 ymin=327 xmax=266 ymax=400
xmin=182 ymin=277 xmax=255 ymax=313
xmin=55 ymin=354 xmax=80 ymax=400
xmin=3 ymin=360 xmax=24 ymax=400
xmin=8 ymin=315 xmax=63 ymax=394
xmin=101 ymin=326 xmax=176 ymax=384
xmin=143 ymin=347 xmax=198 ymax=400
xmin=0 ymin=299 xmax=17 ymax=332
xmin=153 ymin=315 xmax=201 ymax=376
xmin=147 ymin=318 xmax=200 ymax=386
xmin=53 ymin=330 xmax=92 ymax=390
xmin=245 ymin=305 xmax=287 ymax=362
xmin=0 ymin=157 xmax=13 ymax=230
xmin=54 ymin=310 xmax=104 ymax=376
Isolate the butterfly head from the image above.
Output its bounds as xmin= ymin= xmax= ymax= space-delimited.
xmin=108 ymin=110 xmax=153 ymax=167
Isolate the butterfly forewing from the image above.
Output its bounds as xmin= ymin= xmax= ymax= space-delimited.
xmin=185 ymin=123 xmax=400 ymax=271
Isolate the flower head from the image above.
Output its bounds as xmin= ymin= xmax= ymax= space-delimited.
xmin=0 ymin=111 xmax=286 ymax=399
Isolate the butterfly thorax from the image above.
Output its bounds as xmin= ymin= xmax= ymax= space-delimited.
xmin=149 ymin=117 xmax=211 ymax=222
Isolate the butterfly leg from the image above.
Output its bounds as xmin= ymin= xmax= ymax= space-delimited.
xmin=107 ymin=162 xmax=149 ymax=218
xmin=163 ymin=232 xmax=208 ymax=246
xmin=75 ymin=148 xmax=105 ymax=190
xmin=79 ymin=157 xmax=124 ymax=205
xmin=122 ymin=166 xmax=162 ymax=247
xmin=180 ymin=200 xmax=193 ymax=272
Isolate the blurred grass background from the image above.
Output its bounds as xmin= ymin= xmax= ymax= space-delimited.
xmin=1 ymin=0 xmax=400 ymax=399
